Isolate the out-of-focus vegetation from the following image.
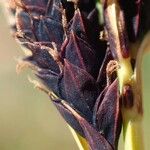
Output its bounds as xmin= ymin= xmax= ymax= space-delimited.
xmin=0 ymin=4 xmax=150 ymax=150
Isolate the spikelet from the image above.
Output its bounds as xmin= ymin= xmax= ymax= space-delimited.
xmin=9 ymin=0 xmax=150 ymax=149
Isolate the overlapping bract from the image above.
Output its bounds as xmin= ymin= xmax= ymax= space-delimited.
xmin=7 ymin=0 xmax=122 ymax=149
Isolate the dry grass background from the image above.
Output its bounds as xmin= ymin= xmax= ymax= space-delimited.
xmin=0 ymin=3 xmax=150 ymax=150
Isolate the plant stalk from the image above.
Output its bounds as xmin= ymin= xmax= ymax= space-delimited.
xmin=123 ymin=113 xmax=144 ymax=150
xmin=68 ymin=125 xmax=89 ymax=150
xmin=118 ymin=45 xmax=144 ymax=150
xmin=98 ymin=0 xmax=145 ymax=149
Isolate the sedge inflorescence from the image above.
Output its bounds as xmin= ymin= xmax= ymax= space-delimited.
xmin=5 ymin=0 xmax=150 ymax=149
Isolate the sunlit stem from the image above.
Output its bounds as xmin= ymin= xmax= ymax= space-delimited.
xmin=123 ymin=31 xmax=150 ymax=150
xmin=117 ymin=58 xmax=133 ymax=93
xmin=118 ymin=49 xmax=144 ymax=150
xmin=98 ymin=0 xmax=145 ymax=149
xmin=68 ymin=125 xmax=89 ymax=150
xmin=118 ymin=42 xmax=145 ymax=150
xmin=122 ymin=32 xmax=150 ymax=150
xmin=122 ymin=112 xmax=144 ymax=150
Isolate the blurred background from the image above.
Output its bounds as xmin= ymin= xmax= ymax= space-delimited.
xmin=0 ymin=4 xmax=78 ymax=150
xmin=0 ymin=3 xmax=150 ymax=150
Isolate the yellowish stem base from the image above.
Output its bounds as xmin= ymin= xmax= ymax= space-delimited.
xmin=123 ymin=116 xmax=144 ymax=150
xmin=68 ymin=125 xmax=89 ymax=150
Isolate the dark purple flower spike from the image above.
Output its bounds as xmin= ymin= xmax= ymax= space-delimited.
xmin=5 ymin=0 xmax=124 ymax=149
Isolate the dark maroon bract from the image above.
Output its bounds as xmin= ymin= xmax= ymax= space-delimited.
xmin=5 ymin=0 xmax=150 ymax=149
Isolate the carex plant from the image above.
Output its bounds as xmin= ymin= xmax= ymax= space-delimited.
xmin=3 ymin=0 xmax=150 ymax=150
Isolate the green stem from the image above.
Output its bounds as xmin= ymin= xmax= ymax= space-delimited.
xmin=96 ymin=0 xmax=104 ymax=24
xmin=97 ymin=0 xmax=145 ymax=149
xmin=121 ymin=32 xmax=150 ymax=150
xmin=117 ymin=58 xmax=133 ymax=93
xmin=124 ymin=31 xmax=150 ymax=150
xmin=123 ymin=113 xmax=144 ymax=150
xmin=118 ymin=57 xmax=144 ymax=150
